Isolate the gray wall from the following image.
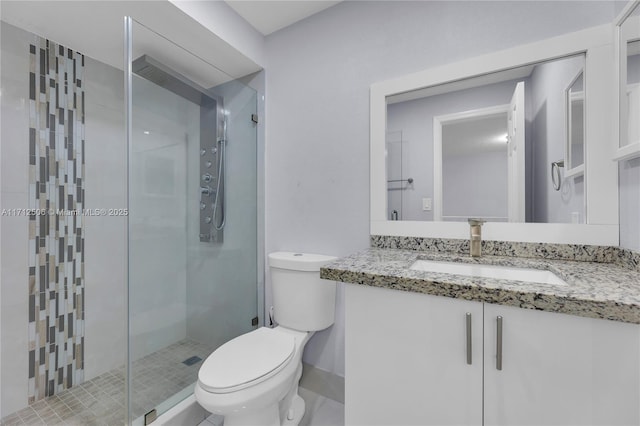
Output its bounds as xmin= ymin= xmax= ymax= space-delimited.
xmin=443 ymin=149 xmax=509 ymax=220
xmin=629 ymin=53 xmax=640 ymax=84
xmin=264 ymin=1 xmax=618 ymax=377
xmin=529 ymin=55 xmax=585 ymax=223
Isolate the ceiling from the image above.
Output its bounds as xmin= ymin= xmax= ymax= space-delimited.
xmin=0 ymin=1 xmax=263 ymax=87
xmin=225 ymin=0 xmax=342 ymax=35
xmin=0 ymin=0 xmax=343 ymax=87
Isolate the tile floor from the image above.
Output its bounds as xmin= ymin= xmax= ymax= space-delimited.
xmin=196 ymin=387 xmax=345 ymax=426
xmin=1 ymin=339 xmax=344 ymax=426
xmin=0 ymin=339 xmax=214 ymax=426
xmin=298 ymin=388 xmax=344 ymax=426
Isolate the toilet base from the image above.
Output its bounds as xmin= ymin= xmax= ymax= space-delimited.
xmin=220 ymin=393 xmax=305 ymax=426
xmin=281 ymin=394 xmax=305 ymax=426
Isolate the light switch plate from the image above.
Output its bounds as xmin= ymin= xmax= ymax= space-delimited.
xmin=422 ymin=198 xmax=432 ymax=211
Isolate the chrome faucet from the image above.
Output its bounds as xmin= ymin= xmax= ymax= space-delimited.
xmin=468 ymin=218 xmax=486 ymax=257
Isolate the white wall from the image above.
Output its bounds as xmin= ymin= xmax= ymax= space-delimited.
xmin=264 ymin=0 xmax=618 ymax=377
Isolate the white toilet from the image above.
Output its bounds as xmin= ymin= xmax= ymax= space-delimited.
xmin=194 ymin=252 xmax=337 ymax=426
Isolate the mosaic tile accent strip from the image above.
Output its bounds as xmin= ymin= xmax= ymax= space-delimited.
xmin=28 ymin=37 xmax=85 ymax=403
xmin=370 ymin=235 xmax=622 ymax=264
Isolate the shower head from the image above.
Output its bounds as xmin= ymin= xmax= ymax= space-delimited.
xmin=132 ymin=55 xmax=217 ymax=107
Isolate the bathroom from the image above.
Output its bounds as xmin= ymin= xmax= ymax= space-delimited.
xmin=1 ymin=0 xmax=639 ymax=425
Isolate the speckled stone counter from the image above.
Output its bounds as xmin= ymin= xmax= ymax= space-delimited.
xmin=320 ymin=247 xmax=640 ymax=324
xmin=370 ymin=235 xmax=640 ymax=272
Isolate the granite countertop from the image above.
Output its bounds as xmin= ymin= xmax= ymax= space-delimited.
xmin=320 ymin=248 xmax=640 ymax=324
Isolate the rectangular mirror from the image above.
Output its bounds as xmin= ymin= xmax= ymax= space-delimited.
xmin=371 ymin=24 xmax=618 ymax=245
xmin=615 ymin=0 xmax=640 ymax=159
xmin=386 ymin=54 xmax=586 ymax=224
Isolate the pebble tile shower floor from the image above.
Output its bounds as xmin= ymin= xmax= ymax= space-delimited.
xmin=1 ymin=339 xmax=214 ymax=426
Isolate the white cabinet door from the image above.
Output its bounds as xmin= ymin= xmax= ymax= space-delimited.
xmin=484 ymin=303 xmax=640 ymax=426
xmin=345 ymin=284 xmax=483 ymax=426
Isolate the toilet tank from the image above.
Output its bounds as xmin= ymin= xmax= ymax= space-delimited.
xmin=268 ymin=252 xmax=337 ymax=332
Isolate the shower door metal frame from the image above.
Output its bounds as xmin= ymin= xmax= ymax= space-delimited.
xmin=124 ymin=16 xmax=132 ymax=426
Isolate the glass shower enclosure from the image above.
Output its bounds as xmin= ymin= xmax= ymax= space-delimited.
xmin=125 ymin=18 xmax=259 ymax=424
xmin=0 ymin=9 xmax=261 ymax=425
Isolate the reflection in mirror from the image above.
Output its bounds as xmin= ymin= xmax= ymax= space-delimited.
xmin=386 ymin=54 xmax=586 ymax=224
xmin=619 ymin=3 xmax=640 ymax=151
xmin=441 ymin=110 xmax=508 ymax=222
xmin=566 ymin=70 xmax=585 ymax=175
xmin=386 ymin=130 xmax=410 ymax=220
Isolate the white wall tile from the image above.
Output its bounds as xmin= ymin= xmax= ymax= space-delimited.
xmin=83 ymin=213 xmax=126 ymax=379
xmin=0 ymin=192 xmax=29 ymax=305
xmin=82 ymin=58 xmax=127 ymax=378
xmin=0 ymin=303 xmax=29 ymax=416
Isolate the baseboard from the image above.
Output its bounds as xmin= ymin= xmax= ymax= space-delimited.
xmin=300 ymin=363 xmax=345 ymax=404
xmin=153 ymin=395 xmax=207 ymax=426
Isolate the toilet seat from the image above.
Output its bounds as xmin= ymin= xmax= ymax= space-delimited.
xmin=198 ymin=327 xmax=296 ymax=394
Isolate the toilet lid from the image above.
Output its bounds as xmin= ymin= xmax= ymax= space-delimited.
xmin=198 ymin=327 xmax=295 ymax=393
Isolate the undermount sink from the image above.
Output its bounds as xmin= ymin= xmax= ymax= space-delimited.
xmin=410 ymin=259 xmax=567 ymax=286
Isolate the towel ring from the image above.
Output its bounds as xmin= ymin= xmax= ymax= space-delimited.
xmin=551 ymin=160 xmax=564 ymax=191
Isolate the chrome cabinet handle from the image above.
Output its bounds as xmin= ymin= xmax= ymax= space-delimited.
xmin=496 ymin=316 xmax=503 ymax=370
xmin=466 ymin=313 xmax=472 ymax=365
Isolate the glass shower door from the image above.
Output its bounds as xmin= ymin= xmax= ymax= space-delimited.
xmin=125 ymin=18 xmax=259 ymax=424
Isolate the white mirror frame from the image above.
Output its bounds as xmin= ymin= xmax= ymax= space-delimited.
xmin=613 ymin=0 xmax=640 ymax=161
xmin=371 ymin=24 xmax=619 ymax=245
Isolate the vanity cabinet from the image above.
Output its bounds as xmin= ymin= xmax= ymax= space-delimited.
xmin=483 ymin=303 xmax=640 ymax=426
xmin=345 ymin=284 xmax=483 ymax=425
xmin=345 ymin=284 xmax=640 ymax=426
